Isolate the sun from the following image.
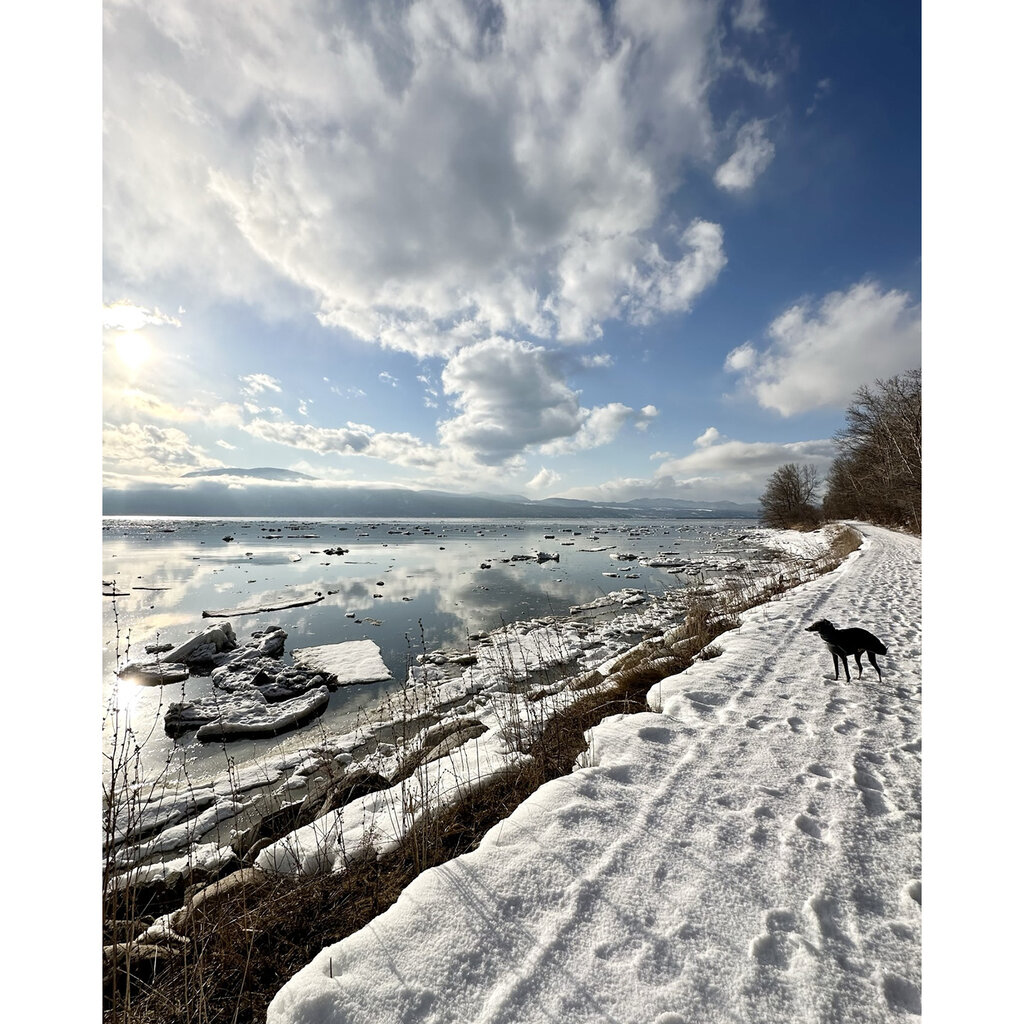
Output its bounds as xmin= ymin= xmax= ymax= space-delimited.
xmin=114 ymin=331 xmax=152 ymax=371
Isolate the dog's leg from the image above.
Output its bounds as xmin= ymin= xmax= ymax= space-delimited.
xmin=840 ymin=654 xmax=851 ymax=682
xmin=832 ymin=653 xmax=840 ymax=680
xmin=854 ymin=652 xmax=864 ymax=678
xmin=867 ymin=651 xmax=882 ymax=680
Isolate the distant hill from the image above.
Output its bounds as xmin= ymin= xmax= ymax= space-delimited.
xmin=181 ymin=467 xmax=318 ymax=482
xmin=104 ymin=478 xmax=762 ymax=519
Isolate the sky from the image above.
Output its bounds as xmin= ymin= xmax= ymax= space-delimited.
xmin=101 ymin=0 xmax=921 ymax=507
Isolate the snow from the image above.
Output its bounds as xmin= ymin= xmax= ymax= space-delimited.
xmin=268 ymin=525 xmax=921 ymax=1023
xmin=291 ymin=639 xmax=393 ymax=685
xmin=195 ymin=685 xmax=331 ymax=741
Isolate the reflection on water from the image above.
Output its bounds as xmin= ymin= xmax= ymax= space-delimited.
xmin=102 ymin=516 xmax=761 ymax=780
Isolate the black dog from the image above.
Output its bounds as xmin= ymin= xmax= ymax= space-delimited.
xmin=805 ymin=619 xmax=887 ymax=681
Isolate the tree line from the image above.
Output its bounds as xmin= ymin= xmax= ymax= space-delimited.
xmin=760 ymin=368 xmax=921 ymax=533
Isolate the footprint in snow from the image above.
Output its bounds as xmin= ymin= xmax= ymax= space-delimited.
xmin=794 ymin=813 xmax=824 ymax=840
xmin=787 ymin=717 xmax=807 ymax=734
xmin=882 ymin=973 xmax=922 ymax=1014
xmin=750 ymin=908 xmax=800 ymax=968
xmin=746 ymin=715 xmax=774 ymax=730
xmin=637 ymin=725 xmax=675 ymax=744
xmin=833 ymin=718 xmax=860 ymax=735
xmin=807 ymin=891 xmax=851 ymax=946
xmin=853 ymin=768 xmax=891 ymax=816
xmin=806 ymin=764 xmax=833 ymax=779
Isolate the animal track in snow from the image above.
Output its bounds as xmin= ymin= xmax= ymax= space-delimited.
xmin=750 ymin=909 xmax=800 ymax=968
xmin=806 ymin=764 xmax=833 ymax=778
xmin=852 ymin=765 xmax=892 ymax=816
xmin=637 ymin=725 xmax=674 ymax=744
xmin=685 ymin=690 xmax=729 ymax=707
xmin=833 ymin=718 xmax=860 ymax=735
xmin=882 ymin=973 xmax=921 ymax=1014
xmin=746 ymin=715 xmax=774 ymax=730
xmin=787 ymin=717 xmax=807 ymax=734
xmin=807 ymin=892 xmax=851 ymax=946
xmin=794 ymin=813 xmax=824 ymax=840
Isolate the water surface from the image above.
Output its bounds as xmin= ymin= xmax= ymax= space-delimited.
xmin=102 ymin=517 xmax=761 ymax=780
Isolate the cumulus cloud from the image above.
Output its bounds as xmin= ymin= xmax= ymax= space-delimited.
xmin=103 ymin=422 xmax=223 ymax=477
xmin=694 ymin=426 xmax=721 ymax=447
xmin=435 ymin=337 xmax=658 ymax=465
xmin=725 ymin=280 xmax=922 ymax=416
xmin=438 ymin=338 xmax=584 ymax=464
xmin=714 ymin=119 xmax=775 ymax=192
xmin=242 ymin=417 xmax=443 ymax=471
xmin=104 ymin=385 xmax=246 ymax=429
xmin=542 ymin=402 xmax=658 ymax=455
xmin=103 ymin=0 xmax=744 ymax=355
xmin=558 ymin=435 xmax=835 ymax=504
xmin=526 ymin=467 xmax=562 ymax=492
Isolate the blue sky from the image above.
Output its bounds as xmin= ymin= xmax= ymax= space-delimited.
xmin=101 ymin=0 xmax=921 ymax=506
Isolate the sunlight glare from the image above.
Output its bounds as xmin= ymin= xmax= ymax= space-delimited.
xmin=114 ymin=331 xmax=152 ymax=371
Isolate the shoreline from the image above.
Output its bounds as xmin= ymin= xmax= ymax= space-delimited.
xmin=104 ymin=525 xmax=850 ymax=929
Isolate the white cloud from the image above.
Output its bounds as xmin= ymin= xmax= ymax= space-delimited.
xmin=103 ymin=0 xmax=744 ymax=356
xmin=435 ymin=337 xmax=658 ymax=465
xmin=557 ymin=435 xmax=835 ymax=505
xmin=714 ymin=119 xmax=775 ymax=192
xmin=104 ymin=385 xmax=245 ymax=429
xmin=732 ymin=0 xmax=767 ymax=33
xmin=724 ymin=342 xmax=757 ymax=372
xmin=439 ymin=338 xmax=585 ymax=464
xmin=694 ymin=426 xmax=721 ymax=447
xmin=806 ymin=78 xmax=832 ymax=116
xmin=242 ymin=417 xmax=444 ymax=471
xmin=542 ymin=402 xmax=658 ymax=455
xmin=239 ymin=373 xmax=282 ymax=396
xmin=102 ymin=300 xmax=182 ymax=332
xmin=526 ymin=467 xmax=562 ymax=492
xmin=216 ymin=439 xmax=236 ymax=450
xmin=103 ymin=422 xmax=223 ymax=477
xmin=378 ymin=372 xmax=399 ymax=388
xmin=725 ymin=280 xmax=922 ymax=416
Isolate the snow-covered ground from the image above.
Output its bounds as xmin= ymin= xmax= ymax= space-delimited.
xmin=268 ymin=524 xmax=922 ymax=1023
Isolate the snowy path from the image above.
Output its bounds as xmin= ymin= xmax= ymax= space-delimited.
xmin=269 ymin=525 xmax=921 ymax=1024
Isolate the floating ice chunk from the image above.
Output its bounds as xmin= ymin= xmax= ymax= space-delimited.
xmin=195 ymin=686 xmax=331 ymax=741
xmin=291 ymin=639 xmax=392 ymax=686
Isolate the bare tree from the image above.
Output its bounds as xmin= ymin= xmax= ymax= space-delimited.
xmin=823 ymin=369 xmax=921 ymax=532
xmin=760 ymin=463 xmax=822 ymax=529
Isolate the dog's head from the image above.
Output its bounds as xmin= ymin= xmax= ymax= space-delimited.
xmin=805 ymin=619 xmax=833 ymax=634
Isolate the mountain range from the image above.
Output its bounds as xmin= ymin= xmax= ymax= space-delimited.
xmin=105 ymin=470 xmax=762 ymax=519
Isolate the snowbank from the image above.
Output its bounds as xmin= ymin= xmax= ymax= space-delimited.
xmin=268 ymin=524 xmax=921 ymax=1023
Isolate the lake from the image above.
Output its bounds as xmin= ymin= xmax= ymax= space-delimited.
xmin=102 ymin=516 xmax=767 ymax=782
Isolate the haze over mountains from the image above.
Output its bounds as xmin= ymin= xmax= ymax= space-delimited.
xmin=105 ymin=468 xmax=761 ymax=519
